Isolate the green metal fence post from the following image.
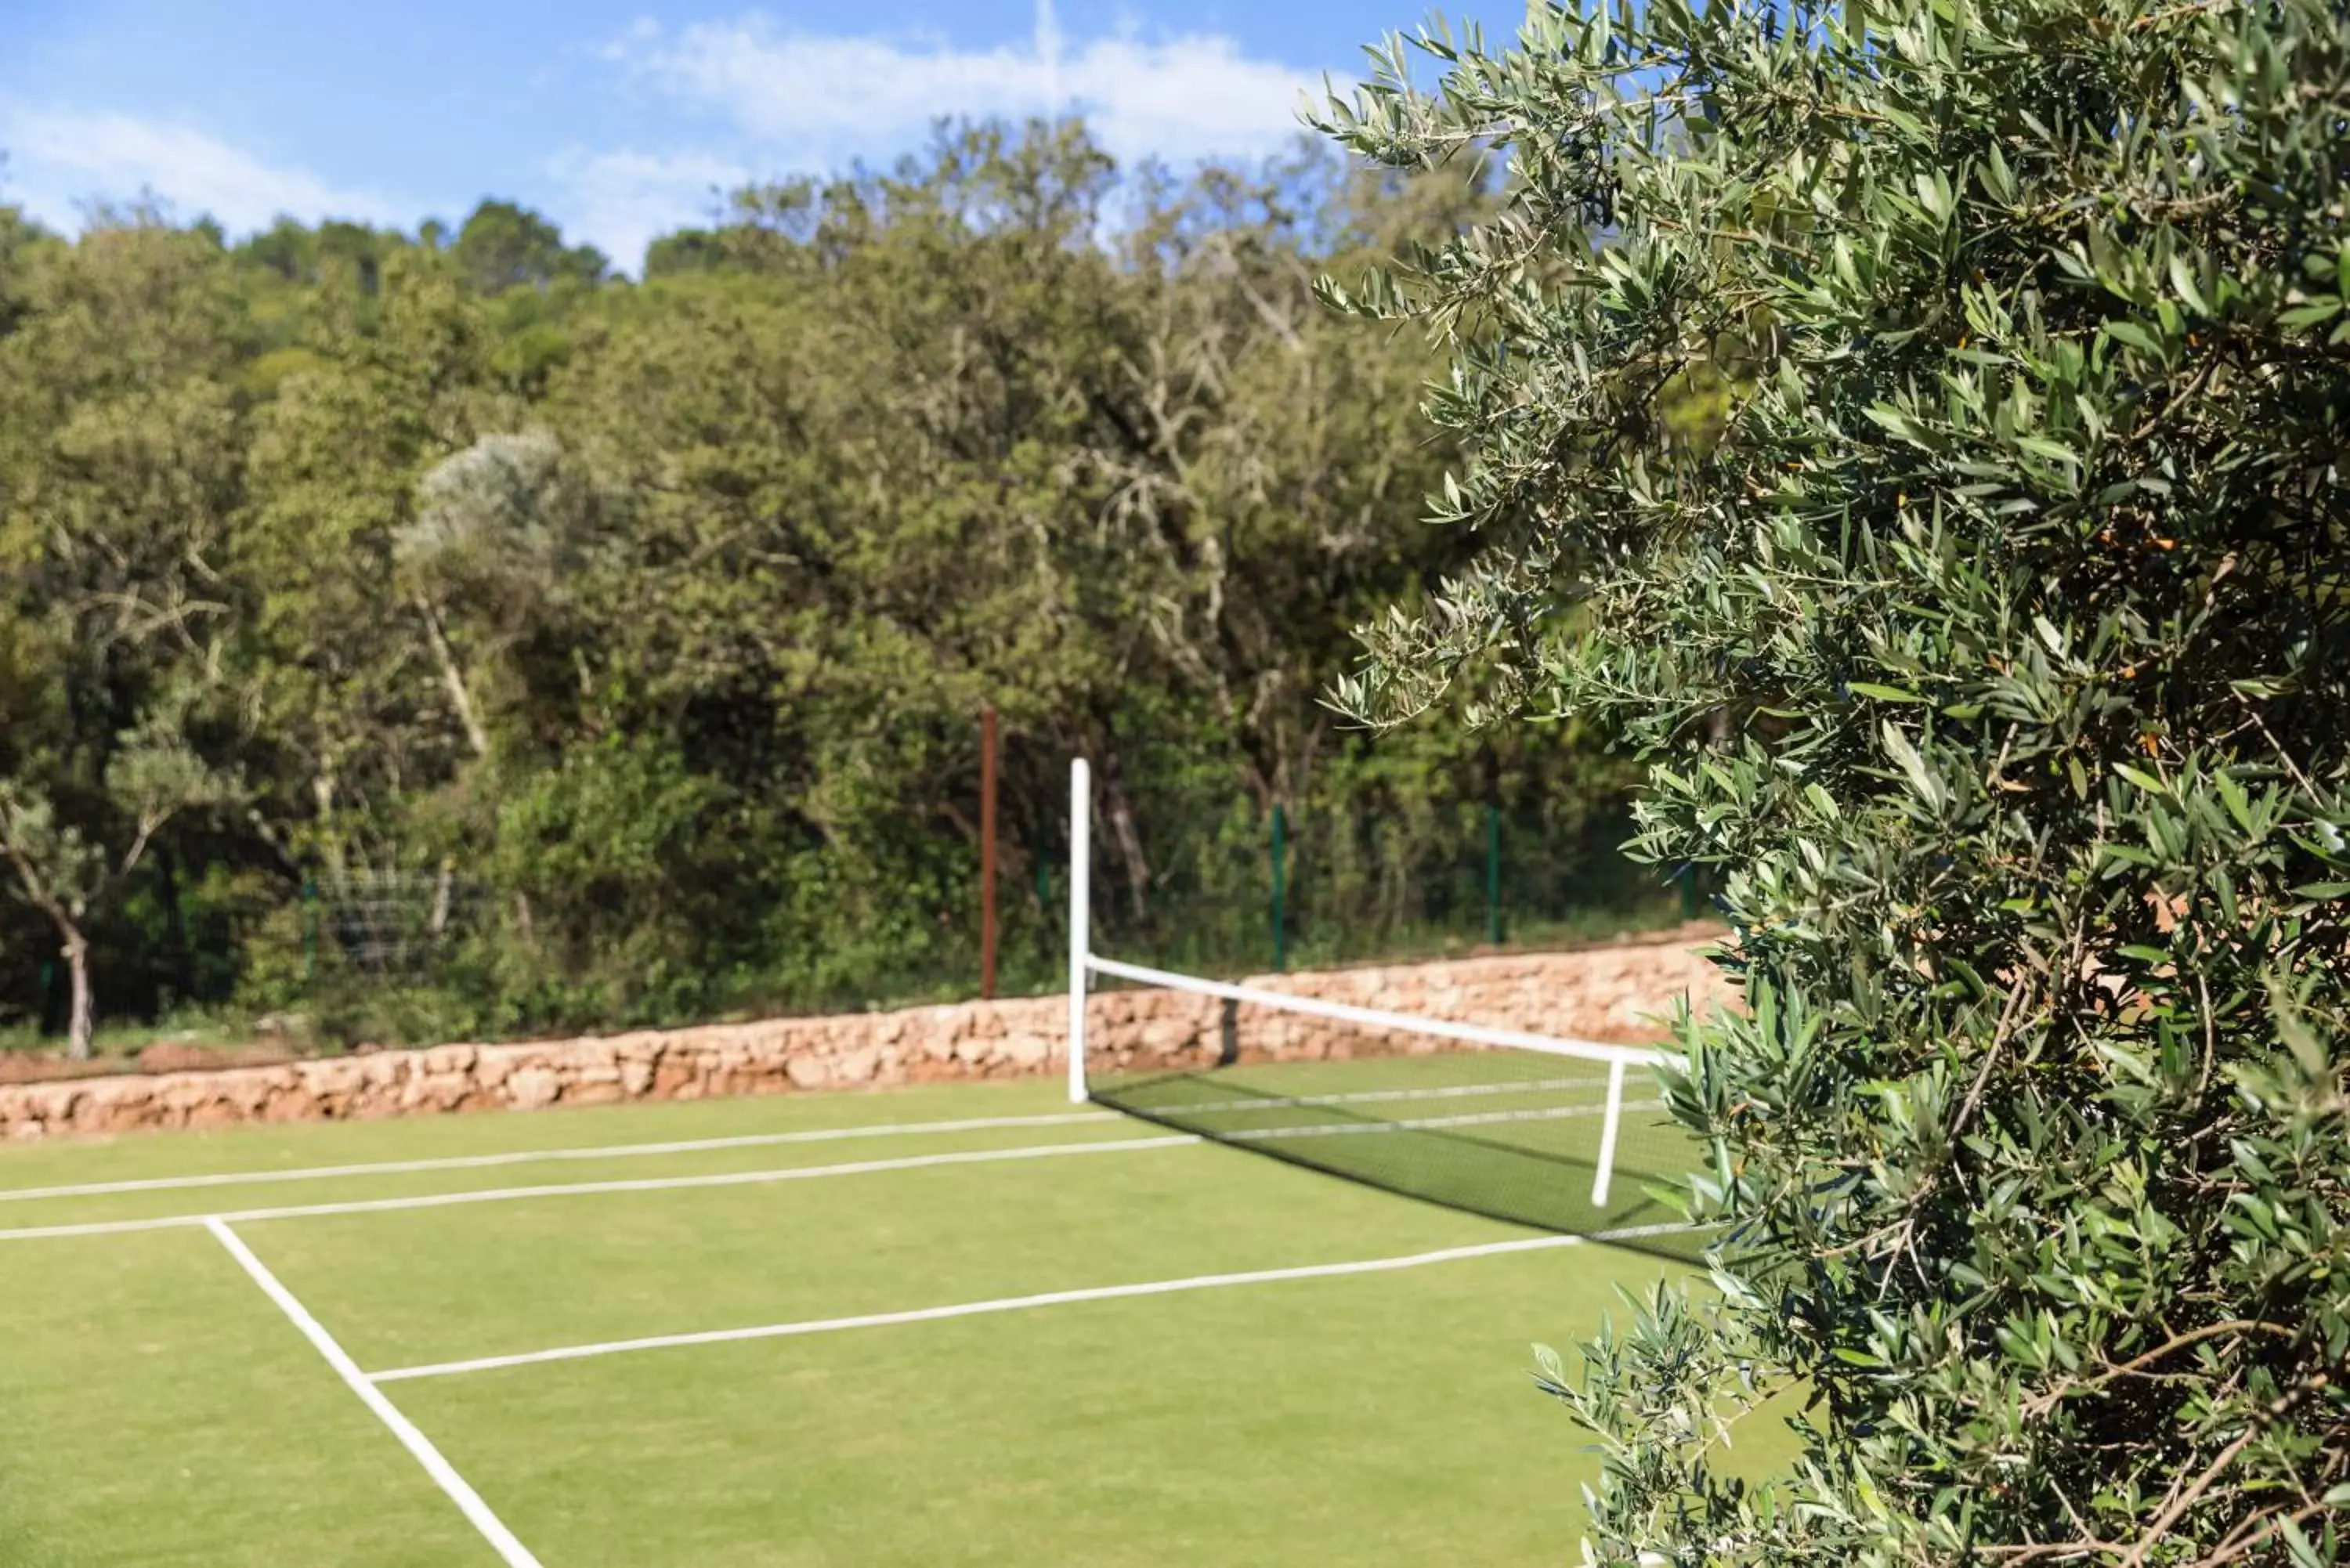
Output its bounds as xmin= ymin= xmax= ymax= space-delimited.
xmin=302 ymin=878 xmax=319 ymax=985
xmin=1679 ymin=864 xmax=1700 ymax=921
xmin=1485 ymin=802 xmax=1503 ymax=946
xmin=1271 ymin=802 xmax=1288 ymax=974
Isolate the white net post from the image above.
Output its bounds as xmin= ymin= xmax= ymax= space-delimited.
xmin=1588 ymin=1057 xmax=1629 ymax=1208
xmin=1066 ymin=758 xmax=1091 ymax=1104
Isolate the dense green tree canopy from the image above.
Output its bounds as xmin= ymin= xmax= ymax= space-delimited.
xmin=1323 ymin=0 xmax=2349 ymax=1559
xmin=0 ymin=126 xmax=1655 ymax=1050
xmin=449 ymin=199 xmax=608 ymax=296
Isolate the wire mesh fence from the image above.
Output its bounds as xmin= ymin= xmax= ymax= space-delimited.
xmin=230 ymin=784 xmax=1702 ymax=1039
xmin=306 ymin=869 xmax=497 ymax=979
xmin=1063 ymin=797 xmax=1700 ymax=984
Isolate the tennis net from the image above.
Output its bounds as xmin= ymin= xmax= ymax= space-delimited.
xmin=1064 ymin=763 xmax=1706 ymax=1258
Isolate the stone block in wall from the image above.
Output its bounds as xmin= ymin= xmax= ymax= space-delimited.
xmin=261 ymin=1078 xmax=320 ymax=1122
xmin=222 ymin=1069 xmax=284 ymax=1115
xmin=421 ymin=1043 xmax=478 ymax=1076
xmin=506 ymin=1066 xmax=561 ymax=1111
xmin=305 ymin=1058 xmax=366 ymax=1099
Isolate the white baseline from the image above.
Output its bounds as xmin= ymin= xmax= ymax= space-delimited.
xmin=0 ymin=1075 xmax=1627 ymax=1207
xmin=0 ymin=1094 xmax=1664 ymax=1243
xmin=369 ymin=1221 xmax=1705 ymax=1383
xmin=0 ymin=1110 xmax=1119 ymax=1205
xmin=208 ymin=1219 xmax=543 ymax=1566
xmin=0 ymin=1135 xmax=1198 ymax=1241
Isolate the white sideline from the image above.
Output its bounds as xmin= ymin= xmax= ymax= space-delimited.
xmin=208 ymin=1219 xmax=542 ymax=1567
xmin=0 ymin=1135 xmax=1198 ymax=1241
xmin=0 ymin=1111 xmax=1119 ymax=1205
xmin=368 ymin=1221 xmax=1705 ymax=1384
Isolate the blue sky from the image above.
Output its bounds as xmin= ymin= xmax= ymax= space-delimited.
xmin=1 ymin=1 xmax=1526 ymax=272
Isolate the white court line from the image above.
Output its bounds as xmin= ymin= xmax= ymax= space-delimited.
xmin=0 ymin=1076 xmax=1625 ymax=1207
xmin=0 ymin=1097 xmax=1676 ymax=1243
xmin=0 ymin=1111 xmax=1119 ymax=1205
xmin=208 ymin=1219 xmax=543 ymax=1566
xmin=370 ymin=1221 xmax=1705 ymax=1383
xmin=0 ymin=1135 xmax=1198 ymax=1242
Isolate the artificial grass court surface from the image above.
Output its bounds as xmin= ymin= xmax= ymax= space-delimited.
xmin=0 ymin=1076 xmax=1781 ymax=1566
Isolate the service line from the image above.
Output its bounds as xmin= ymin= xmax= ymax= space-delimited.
xmin=370 ymin=1222 xmax=1705 ymax=1384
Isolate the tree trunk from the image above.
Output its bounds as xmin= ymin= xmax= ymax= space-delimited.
xmin=1104 ymin=781 xmax=1152 ymax=923
xmin=416 ymin=594 xmax=490 ymax=759
xmin=60 ymin=926 xmax=93 ymax=1061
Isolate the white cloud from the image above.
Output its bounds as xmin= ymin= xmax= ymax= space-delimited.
xmin=542 ymin=146 xmax=750 ymax=273
xmin=602 ymin=4 xmax=1323 ymax=178
xmin=0 ymin=101 xmax=409 ymax=237
xmin=545 ymin=6 xmax=1326 ymax=270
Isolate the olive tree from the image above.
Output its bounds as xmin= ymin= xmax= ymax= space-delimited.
xmin=0 ymin=715 xmax=233 ymax=1057
xmin=1320 ymin=0 xmax=2350 ymax=1559
xmin=0 ymin=220 xmax=246 ymax=1056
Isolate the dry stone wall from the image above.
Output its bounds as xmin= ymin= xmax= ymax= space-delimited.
xmin=0 ymin=928 xmax=1732 ymax=1141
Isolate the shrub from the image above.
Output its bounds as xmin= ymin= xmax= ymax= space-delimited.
xmin=1321 ymin=0 xmax=2350 ymax=1559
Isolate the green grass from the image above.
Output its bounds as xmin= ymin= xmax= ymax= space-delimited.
xmin=0 ymin=1010 xmax=267 ymax=1058
xmin=0 ymin=1076 xmax=1785 ymax=1566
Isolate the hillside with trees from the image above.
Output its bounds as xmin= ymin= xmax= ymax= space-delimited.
xmin=0 ymin=122 xmax=1654 ymax=1059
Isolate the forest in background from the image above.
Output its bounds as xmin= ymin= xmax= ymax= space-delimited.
xmin=0 ymin=120 xmax=1671 ymax=1058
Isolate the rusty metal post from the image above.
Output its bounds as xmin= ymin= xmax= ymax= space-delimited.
xmin=980 ymin=703 xmax=999 ymax=999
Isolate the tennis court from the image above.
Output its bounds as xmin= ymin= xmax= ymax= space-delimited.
xmin=0 ymin=1066 xmax=1738 ymax=1566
